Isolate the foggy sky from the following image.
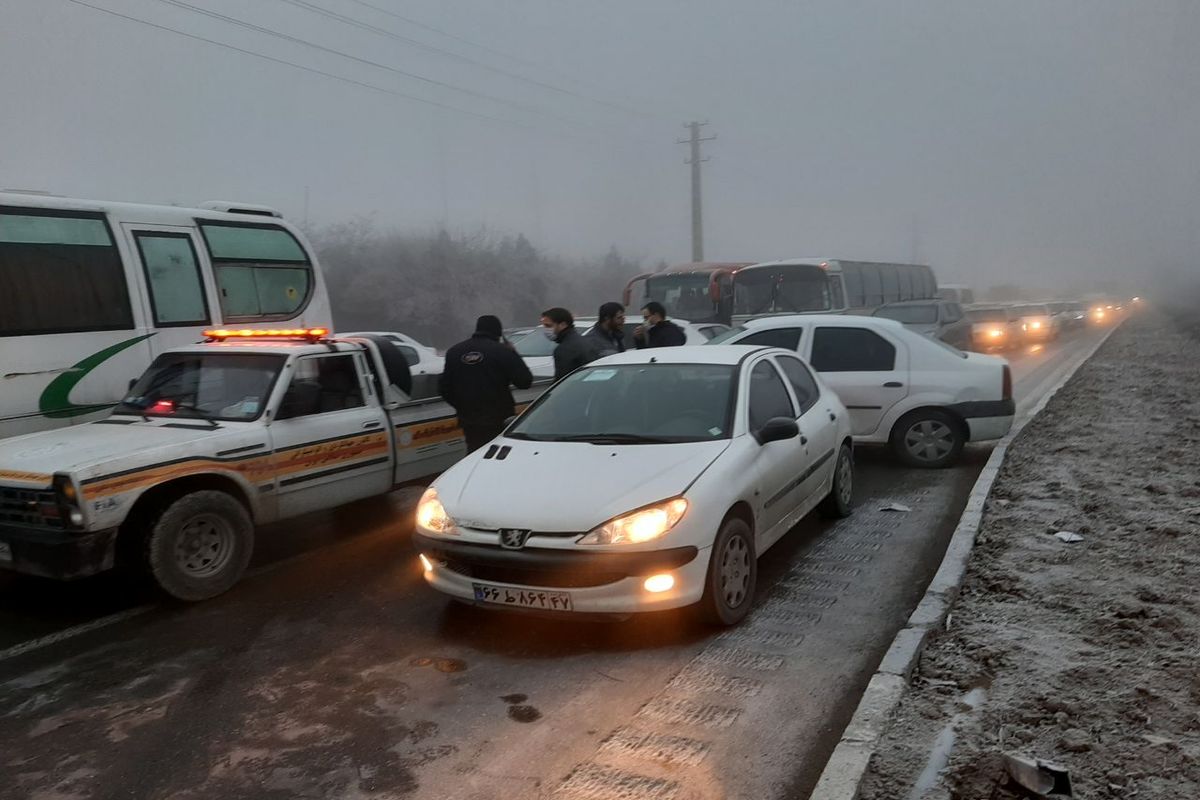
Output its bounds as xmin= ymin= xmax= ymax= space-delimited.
xmin=3 ymin=0 xmax=1198 ymax=292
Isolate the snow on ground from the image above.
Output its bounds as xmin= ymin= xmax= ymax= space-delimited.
xmin=860 ymin=308 xmax=1200 ymax=799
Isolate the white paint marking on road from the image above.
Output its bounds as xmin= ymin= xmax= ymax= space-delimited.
xmin=0 ymin=606 xmax=154 ymax=665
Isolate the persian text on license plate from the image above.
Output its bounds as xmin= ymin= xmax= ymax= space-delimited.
xmin=472 ymin=583 xmax=573 ymax=611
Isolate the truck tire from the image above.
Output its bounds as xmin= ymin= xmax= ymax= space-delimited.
xmin=890 ymin=409 xmax=965 ymax=469
xmin=142 ymin=490 xmax=254 ymax=602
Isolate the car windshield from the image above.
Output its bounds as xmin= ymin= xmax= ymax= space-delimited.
xmin=508 ymin=363 xmax=736 ymax=443
xmin=874 ymin=304 xmax=938 ymax=324
xmin=733 ymin=266 xmax=832 ymax=315
xmin=116 ymin=353 xmax=284 ymax=422
xmin=967 ymin=308 xmax=1009 ymax=322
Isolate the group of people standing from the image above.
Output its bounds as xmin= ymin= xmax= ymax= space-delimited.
xmin=437 ymin=300 xmax=688 ymax=452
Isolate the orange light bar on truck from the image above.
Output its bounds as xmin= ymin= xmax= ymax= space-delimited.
xmin=203 ymin=327 xmax=331 ymax=341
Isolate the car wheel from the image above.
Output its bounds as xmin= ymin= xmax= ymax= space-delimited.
xmin=819 ymin=443 xmax=854 ymax=518
xmin=700 ymin=516 xmax=757 ymax=626
xmin=142 ymin=490 xmax=254 ymax=602
xmin=890 ymin=410 xmax=965 ymax=469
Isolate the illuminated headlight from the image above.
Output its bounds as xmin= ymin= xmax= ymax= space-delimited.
xmin=578 ymin=498 xmax=688 ymax=546
xmin=988 ymin=328 xmax=1004 ymax=338
xmin=1030 ymin=321 xmax=1042 ymax=329
xmin=415 ymin=488 xmax=457 ymax=535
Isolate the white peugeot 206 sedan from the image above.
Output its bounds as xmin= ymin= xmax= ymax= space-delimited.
xmin=414 ymin=345 xmax=853 ymax=625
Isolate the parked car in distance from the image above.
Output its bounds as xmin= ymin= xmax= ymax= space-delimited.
xmin=964 ymin=306 xmax=1021 ymax=351
xmin=871 ymin=300 xmax=972 ymax=351
xmin=339 ymin=331 xmax=444 ymax=399
xmin=414 ymin=345 xmax=854 ymax=625
xmin=1008 ymin=304 xmax=1059 ymax=342
xmin=709 ymin=315 xmax=1014 ymax=467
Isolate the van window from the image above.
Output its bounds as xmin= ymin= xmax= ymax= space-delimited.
xmin=861 ymin=266 xmax=883 ymax=306
xmin=843 ymin=263 xmax=865 ymax=307
xmin=134 ymin=233 xmax=209 ymax=326
xmin=199 ymin=222 xmax=312 ymax=322
xmin=0 ymin=208 xmax=133 ymax=336
xmin=879 ymin=265 xmax=900 ymax=303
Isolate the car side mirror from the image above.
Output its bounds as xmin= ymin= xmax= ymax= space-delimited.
xmin=756 ymin=416 xmax=800 ymax=445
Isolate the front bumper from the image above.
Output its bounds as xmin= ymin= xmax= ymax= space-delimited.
xmin=0 ymin=525 xmax=118 ymax=580
xmin=413 ymin=532 xmax=709 ymax=614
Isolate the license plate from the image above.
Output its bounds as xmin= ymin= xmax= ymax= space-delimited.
xmin=472 ymin=582 xmax=573 ymax=611
xmin=0 ymin=542 xmax=11 ymax=563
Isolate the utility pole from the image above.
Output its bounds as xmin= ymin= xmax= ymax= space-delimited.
xmin=678 ymin=121 xmax=715 ymax=262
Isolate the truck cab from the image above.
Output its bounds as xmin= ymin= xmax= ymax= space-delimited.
xmin=0 ymin=329 xmax=543 ymax=601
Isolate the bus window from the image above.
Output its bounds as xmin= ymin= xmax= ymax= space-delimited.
xmin=0 ymin=208 xmax=133 ymax=336
xmin=199 ymin=222 xmax=313 ymax=322
xmin=879 ymin=265 xmax=900 ymax=304
xmin=843 ymin=263 xmax=865 ymax=307
xmin=134 ymin=233 xmax=209 ymax=326
xmin=861 ymin=266 xmax=883 ymax=306
xmin=830 ymin=273 xmax=846 ymax=310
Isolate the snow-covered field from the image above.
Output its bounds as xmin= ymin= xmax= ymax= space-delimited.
xmin=860 ymin=308 xmax=1200 ymax=799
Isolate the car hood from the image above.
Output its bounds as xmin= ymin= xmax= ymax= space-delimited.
xmin=436 ymin=439 xmax=729 ymax=532
xmin=0 ymin=419 xmax=246 ymax=483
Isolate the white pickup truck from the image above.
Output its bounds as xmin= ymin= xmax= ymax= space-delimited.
xmin=0 ymin=330 xmax=543 ymax=600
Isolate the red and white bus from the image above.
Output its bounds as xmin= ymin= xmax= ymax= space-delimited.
xmin=622 ymin=262 xmax=754 ymax=325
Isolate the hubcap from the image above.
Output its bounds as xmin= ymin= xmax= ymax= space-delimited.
xmin=719 ymin=535 xmax=750 ymax=608
xmin=837 ymin=450 xmax=853 ymax=505
xmin=174 ymin=513 xmax=235 ymax=577
xmin=904 ymin=420 xmax=955 ymax=462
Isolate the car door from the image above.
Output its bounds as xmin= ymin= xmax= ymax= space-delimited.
xmin=269 ymin=351 xmax=392 ymax=518
xmin=744 ymin=357 xmax=810 ymax=549
xmin=805 ymin=325 xmax=909 ymax=436
xmin=774 ymin=354 xmax=838 ymax=510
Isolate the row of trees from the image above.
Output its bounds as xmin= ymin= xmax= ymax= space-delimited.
xmin=310 ymin=219 xmax=662 ymax=348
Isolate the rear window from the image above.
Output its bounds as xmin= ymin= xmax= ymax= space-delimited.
xmin=200 ymin=222 xmax=313 ymax=322
xmin=0 ymin=208 xmax=133 ymax=336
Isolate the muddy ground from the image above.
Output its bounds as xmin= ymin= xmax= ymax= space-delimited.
xmin=860 ymin=308 xmax=1200 ymax=800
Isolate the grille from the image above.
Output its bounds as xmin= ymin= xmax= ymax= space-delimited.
xmin=0 ymin=485 xmax=63 ymax=530
xmin=443 ymin=559 xmax=624 ymax=589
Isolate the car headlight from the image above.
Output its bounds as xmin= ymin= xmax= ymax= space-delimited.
xmin=578 ymin=498 xmax=688 ymax=546
xmin=416 ymin=488 xmax=458 ymax=535
xmin=1030 ymin=321 xmax=1042 ymax=329
xmin=988 ymin=328 xmax=1003 ymax=338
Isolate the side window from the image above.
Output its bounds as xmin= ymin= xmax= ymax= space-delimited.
xmin=861 ymin=266 xmax=883 ymax=307
xmin=810 ymin=327 xmax=897 ymax=372
xmin=843 ymin=264 xmax=865 ymax=307
xmin=397 ymin=345 xmax=420 ymax=366
xmin=776 ymin=356 xmax=821 ymax=415
xmin=277 ymin=355 xmax=364 ymax=419
xmin=739 ymin=327 xmax=803 ymax=350
xmin=830 ymin=275 xmax=846 ymax=309
xmin=134 ymin=233 xmax=209 ymax=326
xmin=0 ymin=208 xmax=133 ymax=336
xmin=880 ymin=266 xmax=900 ymax=303
xmin=200 ymin=222 xmax=313 ymax=323
xmin=748 ymin=361 xmax=796 ymax=430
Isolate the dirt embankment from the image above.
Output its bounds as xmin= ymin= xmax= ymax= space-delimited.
xmin=861 ymin=308 xmax=1200 ymax=799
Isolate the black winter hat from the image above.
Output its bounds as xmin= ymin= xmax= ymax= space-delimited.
xmin=475 ymin=315 xmax=503 ymax=337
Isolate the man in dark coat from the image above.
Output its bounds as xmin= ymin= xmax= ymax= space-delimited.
xmin=541 ymin=307 xmax=600 ymax=380
xmin=584 ymin=301 xmax=627 ymax=357
xmin=439 ymin=315 xmax=534 ymax=453
xmin=634 ymin=301 xmax=688 ymax=348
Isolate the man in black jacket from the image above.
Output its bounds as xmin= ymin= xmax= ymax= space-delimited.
xmin=439 ymin=315 xmax=534 ymax=453
xmin=584 ymin=301 xmax=627 ymax=357
xmin=541 ymin=307 xmax=600 ymax=380
xmin=634 ymin=301 xmax=688 ymax=348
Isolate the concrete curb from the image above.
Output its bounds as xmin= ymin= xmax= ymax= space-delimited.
xmin=809 ymin=323 xmax=1125 ymax=800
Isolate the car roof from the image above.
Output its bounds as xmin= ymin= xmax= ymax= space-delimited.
xmin=743 ymin=257 xmax=835 ymax=268
xmin=736 ymin=314 xmax=907 ymax=331
xmin=591 ymin=345 xmax=765 ymax=366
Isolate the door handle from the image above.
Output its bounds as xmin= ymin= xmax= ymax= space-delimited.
xmin=362 ymin=421 xmax=382 ymax=429
xmin=828 ymin=411 xmax=837 ymax=422
xmin=883 ymin=381 xmax=904 ymax=388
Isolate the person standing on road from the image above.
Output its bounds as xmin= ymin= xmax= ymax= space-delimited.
xmin=634 ymin=301 xmax=687 ymax=348
xmin=585 ymin=301 xmax=628 ymax=357
xmin=439 ymin=315 xmax=534 ymax=453
xmin=542 ymin=307 xmax=600 ymax=380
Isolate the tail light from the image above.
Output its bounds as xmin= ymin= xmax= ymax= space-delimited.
xmin=1002 ymin=365 xmax=1012 ymax=401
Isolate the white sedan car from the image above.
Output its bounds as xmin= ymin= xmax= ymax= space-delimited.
xmin=515 ymin=318 xmax=729 ymax=379
xmin=709 ymin=315 xmax=1013 ymax=468
xmin=338 ymin=330 xmax=444 ymax=398
xmin=414 ymin=346 xmax=853 ymax=624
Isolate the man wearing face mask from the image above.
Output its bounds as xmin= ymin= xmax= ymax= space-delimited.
xmin=542 ymin=307 xmax=601 ymax=380
xmin=585 ymin=301 xmax=628 ymax=357
xmin=634 ymin=301 xmax=687 ymax=349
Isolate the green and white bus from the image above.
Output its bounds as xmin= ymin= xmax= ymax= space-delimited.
xmin=0 ymin=192 xmax=331 ymax=439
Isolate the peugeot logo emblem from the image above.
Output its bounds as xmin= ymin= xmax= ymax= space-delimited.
xmin=498 ymin=529 xmax=532 ymax=550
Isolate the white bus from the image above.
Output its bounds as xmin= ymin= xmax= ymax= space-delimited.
xmin=0 ymin=192 xmax=331 ymax=439
xmin=730 ymin=258 xmax=938 ymax=324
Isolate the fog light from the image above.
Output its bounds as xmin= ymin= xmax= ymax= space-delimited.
xmin=418 ymin=553 xmax=433 ymax=573
xmin=68 ymin=509 xmax=84 ymax=526
xmin=643 ymin=573 xmax=675 ymax=593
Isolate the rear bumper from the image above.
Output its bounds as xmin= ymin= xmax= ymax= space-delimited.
xmin=949 ymin=399 xmax=1015 ymax=442
xmin=0 ymin=525 xmax=118 ymax=580
xmin=965 ymin=415 xmax=1014 ymax=442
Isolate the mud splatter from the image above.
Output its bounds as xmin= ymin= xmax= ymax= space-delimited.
xmin=507 ymin=705 xmax=542 ymax=723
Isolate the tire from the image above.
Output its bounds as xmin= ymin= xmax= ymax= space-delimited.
xmin=890 ymin=409 xmax=965 ymax=469
xmin=819 ymin=443 xmax=854 ymax=519
xmin=699 ymin=516 xmax=757 ymax=626
xmin=141 ymin=490 xmax=254 ymax=602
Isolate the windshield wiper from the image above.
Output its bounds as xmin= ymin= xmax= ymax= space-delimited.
xmin=168 ymin=402 xmax=220 ymax=428
xmin=551 ymin=433 xmax=672 ymax=444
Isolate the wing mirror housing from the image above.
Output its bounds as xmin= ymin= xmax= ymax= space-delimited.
xmin=756 ymin=416 xmax=800 ymax=445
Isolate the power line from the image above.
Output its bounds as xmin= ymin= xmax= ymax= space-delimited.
xmin=275 ymin=0 xmax=662 ymax=121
